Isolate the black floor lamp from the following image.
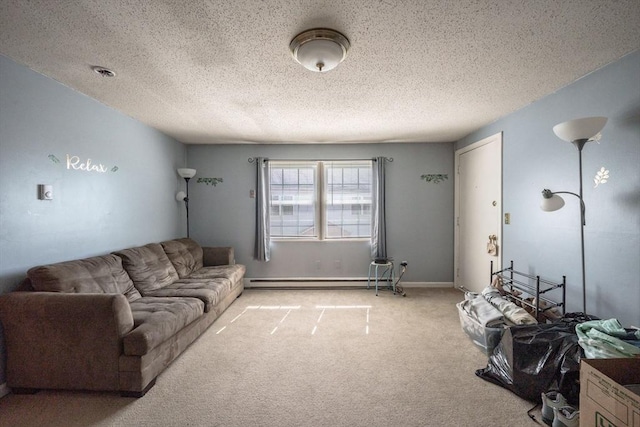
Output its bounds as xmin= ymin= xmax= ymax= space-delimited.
xmin=176 ymin=168 xmax=197 ymax=238
xmin=540 ymin=116 xmax=607 ymax=314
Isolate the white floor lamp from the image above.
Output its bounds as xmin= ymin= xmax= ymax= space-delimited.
xmin=540 ymin=116 xmax=607 ymax=315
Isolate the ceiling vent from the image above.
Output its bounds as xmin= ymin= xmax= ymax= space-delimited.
xmin=91 ymin=66 xmax=116 ymax=77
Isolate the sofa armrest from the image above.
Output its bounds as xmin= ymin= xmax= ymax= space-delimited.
xmin=203 ymin=246 xmax=235 ymax=266
xmin=0 ymin=292 xmax=134 ymax=391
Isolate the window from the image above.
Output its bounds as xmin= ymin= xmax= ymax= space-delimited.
xmin=269 ymin=160 xmax=372 ymax=240
xmin=270 ymin=162 xmax=318 ymax=238
xmin=324 ymin=161 xmax=372 ymax=238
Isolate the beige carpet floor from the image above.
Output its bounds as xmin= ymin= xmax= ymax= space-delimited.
xmin=0 ymin=288 xmax=538 ymax=427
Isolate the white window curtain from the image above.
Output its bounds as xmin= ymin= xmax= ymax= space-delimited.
xmin=254 ymin=158 xmax=271 ymax=261
xmin=371 ymin=157 xmax=387 ymax=260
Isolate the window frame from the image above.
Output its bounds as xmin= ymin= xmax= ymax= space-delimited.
xmin=269 ymin=161 xmax=320 ymax=240
xmin=269 ymin=160 xmax=372 ymax=242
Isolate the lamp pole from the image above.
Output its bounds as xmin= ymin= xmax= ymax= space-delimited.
xmin=177 ymin=168 xmax=196 ymax=239
xmin=540 ymin=154 xmax=588 ymax=314
xmin=184 ymin=177 xmax=191 ymax=238
xmin=574 ymin=139 xmax=588 ymax=314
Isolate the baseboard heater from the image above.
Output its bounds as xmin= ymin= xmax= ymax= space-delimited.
xmin=246 ymin=278 xmax=371 ymax=289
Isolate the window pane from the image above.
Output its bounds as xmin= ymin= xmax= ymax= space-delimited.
xmin=324 ymin=161 xmax=372 ymax=239
xmin=269 ymin=162 xmax=317 ymax=238
xmin=268 ymin=160 xmax=372 ymax=240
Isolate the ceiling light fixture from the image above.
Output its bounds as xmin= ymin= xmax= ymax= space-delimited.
xmin=91 ymin=66 xmax=116 ymax=77
xmin=289 ymin=28 xmax=350 ymax=72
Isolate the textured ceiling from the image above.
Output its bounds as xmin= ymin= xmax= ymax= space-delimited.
xmin=1 ymin=1 xmax=639 ymax=144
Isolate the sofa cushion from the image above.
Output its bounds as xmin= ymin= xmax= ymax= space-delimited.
xmin=142 ymin=278 xmax=232 ymax=312
xmin=160 ymin=238 xmax=204 ymax=278
xmin=124 ymin=297 xmax=204 ymax=356
xmin=27 ymin=254 xmax=141 ymax=302
xmin=113 ymin=243 xmax=179 ymax=294
xmin=186 ymin=264 xmax=246 ymax=285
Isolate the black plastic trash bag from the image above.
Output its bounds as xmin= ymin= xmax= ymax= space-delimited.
xmin=475 ymin=322 xmax=584 ymax=404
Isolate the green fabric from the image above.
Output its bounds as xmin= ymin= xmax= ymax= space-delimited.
xmin=576 ymin=318 xmax=640 ymax=358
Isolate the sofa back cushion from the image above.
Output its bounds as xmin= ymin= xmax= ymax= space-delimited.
xmin=27 ymin=254 xmax=141 ymax=302
xmin=161 ymin=238 xmax=204 ymax=279
xmin=113 ymin=243 xmax=179 ymax=294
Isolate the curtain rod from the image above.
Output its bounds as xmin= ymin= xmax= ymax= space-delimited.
xmin=247 ymin=157 xmax=393 ymax=163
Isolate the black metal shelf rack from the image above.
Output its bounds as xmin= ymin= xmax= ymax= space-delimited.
xmin=490 ymin=260 xmax=566 ymax=322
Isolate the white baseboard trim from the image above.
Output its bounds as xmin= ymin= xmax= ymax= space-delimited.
xmin=0 ymin=382 xmax=10 ymax=399
xmin=245 ymin=278 xmax=366 ymax=288
xmin=401 ymin=282 xmax=455 ymax=288
xmin=244 ymin=278 xmax=454 ymax=289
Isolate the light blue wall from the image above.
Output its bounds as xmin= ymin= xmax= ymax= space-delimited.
xmin=185 ymin=143 xmax=454 ymax=283
xmin=2 ymin=47 xmax=636 ymax=388
xmin=457 ymin=50 xmax=640 ymax=326
xmin=0 ymin=55 xmax=187 ymax=384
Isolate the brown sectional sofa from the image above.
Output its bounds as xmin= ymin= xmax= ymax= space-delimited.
xmin=0 ymin=238 xmax=245 ymax=397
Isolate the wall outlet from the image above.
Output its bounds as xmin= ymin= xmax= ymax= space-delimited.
xmin=334 ymin=260 xmax=342 ymax=270
xmin=315 ymin=260 xmax=321 ymax=270
xmin=504 ymin=213 xmax=510 ymax=224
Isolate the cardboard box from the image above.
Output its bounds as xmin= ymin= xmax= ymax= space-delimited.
xmin=580 ymin=358 xmax=640 ymax=427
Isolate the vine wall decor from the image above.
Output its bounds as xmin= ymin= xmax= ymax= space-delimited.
xmin=197 ymin=177 xmax=224 ymax=186
xmin=421 ymin=174 xmax=448 ymax=184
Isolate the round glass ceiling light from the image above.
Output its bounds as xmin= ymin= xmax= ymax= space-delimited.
xmin=289 ymin=28 xmax=350 ymax=72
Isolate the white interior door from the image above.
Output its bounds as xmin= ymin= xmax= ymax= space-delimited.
xmin=454 ymin=133 xmax=502 ymax=293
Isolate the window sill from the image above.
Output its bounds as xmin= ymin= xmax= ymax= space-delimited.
xmin=271 ymin=237 xmax=371 ymax=243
